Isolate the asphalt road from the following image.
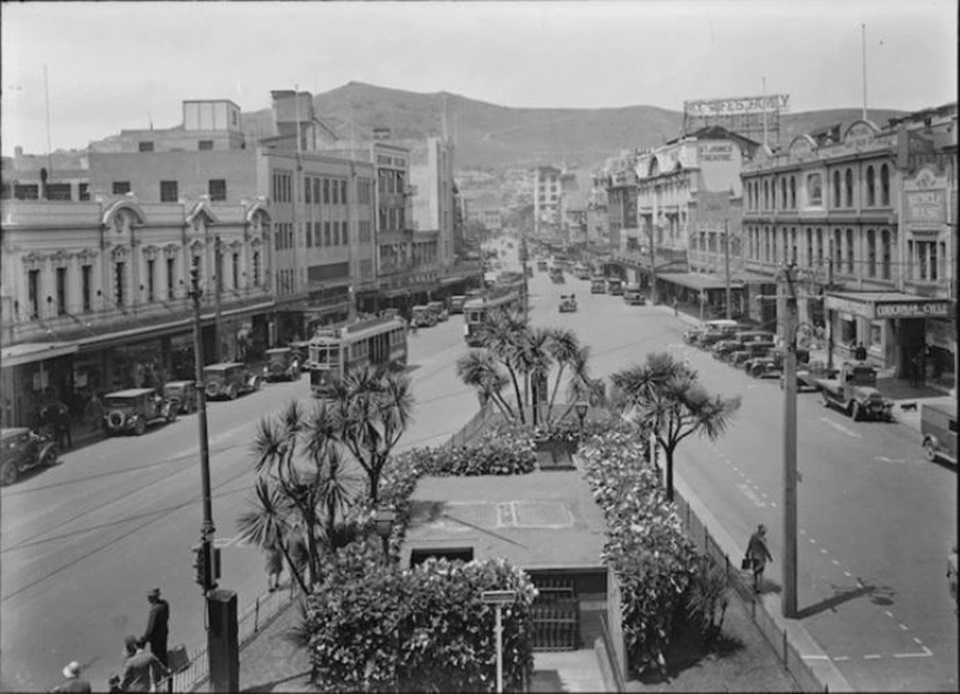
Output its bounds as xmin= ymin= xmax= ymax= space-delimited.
xmin=519 ymin=247 xmax=957 ymax=692
xmin=3 ymin=237 xmax=955 ymax=692
xmin=0 ymin=316 xmax=477 ymax=692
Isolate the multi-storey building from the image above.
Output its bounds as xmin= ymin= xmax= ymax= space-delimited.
xmin=532 ymin=165 xmax=562 ymax=238
xmin=596 ymin=151 xmax=638 ymax=250
xmin=741 ymin=105 xmax=956 ymax=381
xmin=1 ymin=196 xmax=272 ymax=428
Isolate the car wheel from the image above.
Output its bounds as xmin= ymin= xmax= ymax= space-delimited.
xmin=923 ymin=438 xmax=937 ymax=462
xmin=228 ymin=385 xmax=238 ymax=400
xmin=850 ymin=402 xmax=861 ymax=421
xmin=167 ymin=407 xmax=178 ymax=423
xmin=133 ymin=417 xmax=146 ymax=436
xmin=820 ymin=391 xmax=831 ymax=408
xmin=1 ymin=461 xmax=19 ymax=486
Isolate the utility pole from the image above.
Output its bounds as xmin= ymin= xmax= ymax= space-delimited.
xmin=189 ymin=264 xmax=216 ymax=568
xmin=214 ymin=236 xmax=223 ymax=362
xmin=826 ymin=256 xmax=835 ymax=372
xmin=779 ymin=264 xmax=799 ymax=618
xmin=724 ymin=220 xmax=732 ymax=320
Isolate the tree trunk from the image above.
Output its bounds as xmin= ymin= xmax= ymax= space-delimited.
xmin=665 ymin=448 xmax=675 ymax=502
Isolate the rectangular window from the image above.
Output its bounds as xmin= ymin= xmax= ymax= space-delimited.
xmin=807 ymin=174 xmax=822 ymax=206
xmin=198 ymin=140 xmax=214 ymax=151
xmin=313 ymin=178 xmax=320 ymax=205
xmin=324 ymin=221 xmax=331 ymax=246
xmin=305 ymin=177 xmax=312 ymax=204
xmin=253 ymin=251 xmax=260 ymax=285
xmin=14 ymin=184 xmax=40 ymax=200
xmin=146 ymin=259 xmax=155 ymax=302
xmin=138 ymin=141 xmax=154 ymax=152
xmin=78 ymin=183 xmax=89 ymax=201
xmin=342 ymin=221 xmax=349 ymax=245
xmin=56 ymin=267 xmax=67 ymax=314
xmin=232 ymin=253 xmax=239 ymax=289
xmin=340 ymin=180 xmax=347 ymax=204
xmin=306 ymin=221 xmax=313 ymax=248
xmin=114 ymin=262 xmax=126 ymax=307
xmin=46 ymin=183 xmax=72 ymax=201
xmin=208 ymin=179 xmax=227 ymax=201
xmin=82 ymin=264 xmax=92 ymax=312
xmin=323 ymin=179 xmax=330 ymax=204
xmin=332 ymin=179 xmax=340 ymax=205
xmin=28 ymin=269 xmax=40 ymax=318
xmin=160 ymin=180 xmax=178 ymax=202
xmin=166 ymin=257 xmax=175 ymax=299
xmin=112 ymin=181 xmax=131 ymax=195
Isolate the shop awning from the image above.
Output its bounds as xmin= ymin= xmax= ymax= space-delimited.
xmin=825 ymin=291 xmax=953 ymax=321
xmin=1 ymin=342 xmax=78 ymax=368
xmin=660 ymin=272 xmax=734 ymax=291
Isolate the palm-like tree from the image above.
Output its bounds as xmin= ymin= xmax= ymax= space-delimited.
xmin=610 ymin=352 xmax=741 ymax=502
xmin=455 ymin=350 xmax=516 ymax=419
xmin=544 ymin=328 xmax=586 ymax=425
xmin=477 ymin=308 xmax=530 ymax=423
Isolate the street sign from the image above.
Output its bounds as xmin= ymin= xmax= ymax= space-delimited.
xmin=481 ymin=590 xmax=517 ymax=605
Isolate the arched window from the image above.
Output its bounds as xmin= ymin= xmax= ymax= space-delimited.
xmin=845 ymin=169 xmax=853 ymax=208
xmin=846 ymin=228 xmax=855 ymax=273
xmin=866 ymin=166 xmax=876 ymax=206
xmin=834 ymin=229 xmax=843 ymax=273
xmin=764 ymin=180 xmax=770 ymax=209
xmin=880 ymin=164 xmax=890 ymax=206
xmin=781 ymin=178 xmax=788 ymax=209
xmin=816 ymin=228 xmax=824 ymax=267
xmin=790 ymin=176 xmax=797 ymax=208
xmin=866 ymin=229 xmax=876 ymax=278
xmin=833 ymin=171 xmax=842 ymax=208
xmin=806 ymin=228 xmax=813 ymax=266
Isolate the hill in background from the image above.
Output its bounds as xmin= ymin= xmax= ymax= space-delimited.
xmin=241 ymin=81 xmax=907 ymax=171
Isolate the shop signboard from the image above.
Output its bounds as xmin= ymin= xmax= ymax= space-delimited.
xmin=875 ymin=300 xmax=950 ymax=319
xmin=825 ymin=295 xmax=875 ymax=319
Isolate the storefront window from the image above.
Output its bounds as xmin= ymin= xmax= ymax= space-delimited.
xmin=840 ymin=316 xmax=857 ymax=345
xmin=870 ymin=322 xmax=882 ymax=349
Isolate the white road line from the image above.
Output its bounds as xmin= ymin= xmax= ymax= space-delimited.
xmin=893 ymin=650 xmax=934 ymax=659
xmin=831 ymin=560 xmax=840 ymax=566
xmin=864 ymin=654 xmax=882 ymax=660
xmin=874 ymin=456 xmax=906 ymax=464
xmin=800 ymin=529 xmax=806 ymax=535
xmin=898 ymin=624 xmax=909 ymax=631
xmin=820 ymin=548 xmax=828 ymax=554
xmin=884 ymin=610 xmax=894 ymax=618
xmin=818 ymin=416 xmax=863 ymax=439
xmin=801 ymin=655 xmax=831 ymax=661
xmin=843 ymin=571 xmax=852 ymax=577
xmin=833 ymin=656 xmax=850 ymax=662
xmin=769 ymin=502 xmax=777 ymax=508
xmin=912 ymin=637 xmax=923 ymax=645
xmin=809 ymin=538 xmax=817 ymax=544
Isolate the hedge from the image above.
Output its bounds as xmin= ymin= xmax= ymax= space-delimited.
xmin=577 ymin=428 xmax=699 ymax=678
xmin=303 ymin=540 xmax=537 ymax=692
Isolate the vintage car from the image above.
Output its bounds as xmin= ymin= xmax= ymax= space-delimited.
xmin=162 ymin=380 xmax=198 ymax=414
xmin=448 ymin=295 xmax=468 ymax=315
xmin=574 ymin=265 xmax=592 ymax=280
xmin=684 ymin=319 xmax=740 ymax=346
xmin=103 ymin=388 xmax=178 ymax=436
xmin=728 ymin=341 xmax=776 ymax=368
xmin=921 ymin=402 xmax=957 ymax=466
xmin=559 ymin=294 xmax=578 ymax=313
xmin=427 ymin=301 xmax=449 ymax=323
xmin=203 ymin=363 xmax=262 ymax=400
xmin=411 ymin=305 xmax=437 ymax=328
xmin=263 ymin=347 xmax=302 ymax=382
xmin=590 ymin=277 xmax=606 ymax=294
xmin=1 ymin=427 xmax=58 ymax=486
xmin=623 ymin=285 xmax=646 ymax=306
xmin=606 ymin=278 xmax=624 ymax=296
xmin=549 ymin=267 xmax=566 ymax=284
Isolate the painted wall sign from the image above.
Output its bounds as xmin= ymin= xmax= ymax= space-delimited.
xmin=826 ymin=295 xmax=874 ymax=319
xmin=698 ymin=143 xmax=734 ymax=162
xmin=906 ymin=189 xmax=947 ymax=224
xmin=684 ymin=94 xmax=790 ymax=117
xmin=875 ymin=301 xmax=950 ymax=319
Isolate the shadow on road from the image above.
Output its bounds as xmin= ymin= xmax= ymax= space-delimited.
xmin=795 ymin=581 xmax=892 ymax=619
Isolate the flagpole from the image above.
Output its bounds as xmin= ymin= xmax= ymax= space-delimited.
xmin=861 ymin=23 xmax=868 ymax=121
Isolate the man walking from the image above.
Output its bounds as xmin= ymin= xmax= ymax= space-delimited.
xmin=118 ymin=635 xmax=169 ymax=693
xmin=52 ymin=401 xmax=72 ymax=450
xmin=746 ymin=524 xmax=773 ymax=594
xmin=140 ymin=588 xmax=170 ymax=667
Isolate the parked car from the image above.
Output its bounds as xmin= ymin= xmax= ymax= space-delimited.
xmin=263 ymin=347 xmax=302 ymax=382
xmin=162 ymin=380 xmax=198 ymax=414
xmin=203 ymin=363 xmax=262 ymax=400
xmin=411 ymin=305 xmax=437 ymax=328
xmin=921 ymin=402 xmax=957 ymax=466
xmin=103 ymin=388 xmax=178 ymax=436
xmin=590 ymin=277 xmax=606 ymax=294
xmin=427 ymin=301 xmax=449 ymax=323
xmin=1 ymin=427 xmax=58 ymax=486
xmin=684 ymin=319 xmax=740 ymax=346
xmin=537 ymin=260 xmax=549 ymax=272
xmin=559 ymin=294 xmax=578 ymax=313
xmin=728 ymin=341 xmax=776 ymax=367
xmin=623 ymin=285 xmax=646 ymax=306
xmin=606 ymin=278 xmax=624 ymax=296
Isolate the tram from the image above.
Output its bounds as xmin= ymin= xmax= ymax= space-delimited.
xmin=463 ymin=288 xmax=524 ymax=348
xmin=307 ymin=314 xmax=408 ymax=398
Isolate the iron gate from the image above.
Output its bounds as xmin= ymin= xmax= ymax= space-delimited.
xmin=531 ymin=577 xmax=580 ymax=651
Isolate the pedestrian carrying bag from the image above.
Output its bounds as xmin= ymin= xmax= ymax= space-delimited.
xmin=167 ymin=644 xmax=190 ymax=674
xmin=741 ymin=556 xmax=752 ymax=571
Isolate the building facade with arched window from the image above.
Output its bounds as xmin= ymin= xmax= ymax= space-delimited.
xmin=742 ymin=107 xmax=956 ymax=384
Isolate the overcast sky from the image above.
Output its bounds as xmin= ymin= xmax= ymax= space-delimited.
xmin=2 ymin=0 xmax=956 ymax=156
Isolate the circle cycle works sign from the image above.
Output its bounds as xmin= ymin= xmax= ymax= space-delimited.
xmin=875 ymin=301 xmax=950 ymax=319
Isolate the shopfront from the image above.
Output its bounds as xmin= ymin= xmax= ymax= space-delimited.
xmin=0 ymin=343 xmax=78 ymax=428
xmin=825 ymin=291 xmax=953 ymax=379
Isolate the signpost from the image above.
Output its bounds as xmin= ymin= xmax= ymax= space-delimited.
xmin=481 ymin=590 xmax=517 ymax=693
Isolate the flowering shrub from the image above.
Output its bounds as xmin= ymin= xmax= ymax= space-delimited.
xmin=577 ymin=429 xmax=699 ymax=678
xmin=303 ymin=541 xmax=536 ymax=692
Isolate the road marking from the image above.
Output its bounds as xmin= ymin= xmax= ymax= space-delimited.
xmin=801 ymin=654 xmax=831 ymax=661
xmin=874 ymin=456 xmax=906 ymax=464
xmin=843 ymin=571 xmax=852 ymax=577
xmin=893 ymin=649 xmax=933 ymax=658
xmin=736 ymin=482 xmax=766 ymax=508
xmin=818 ymin=416 xmax=863 ymax=439
xmin=898 ymin=623 xmax=909 ymax=631
xmin=809 ymin=538 xmax=817 ymax=544
xmin=820 ymin=548 xmax=828 ymax=554
xmin=769 ymin=502 xmax=777 ymax=508
xmin=884 ymin=610 xmax=894 ymax=618
xmin=831 ymin=560 xmax=840 ymax=566
xmin=799 ymin=529 xmax=806 ymax=535
xmin=864 ymin=654 xmax=882 ymax=660
xmin=833 ymin=656 xmax=850 ymax=662
xmin=912 ymin=637 xmax=923 ymax=645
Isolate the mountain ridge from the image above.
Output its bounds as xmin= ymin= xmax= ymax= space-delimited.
xmin=241 ymin=81 xmax=908 ymax=171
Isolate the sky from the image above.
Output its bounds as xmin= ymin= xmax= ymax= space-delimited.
xmin=2 ymin=0 xmax=957 ymax=156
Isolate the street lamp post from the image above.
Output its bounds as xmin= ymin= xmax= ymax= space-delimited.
xmin=374 ymin=508 xmax=397 ymax=562
xmin=574 ymin=400 xmax=589 ymax=443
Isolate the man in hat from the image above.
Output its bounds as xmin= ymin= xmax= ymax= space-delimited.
xmin=51 ymin=661 xmax=92 ymax=693
xmin=119 ymin=635 xmax=169 ymax=693
xmin=746 ymin=524 xmax=774 ymax=594
xmin=140 ymin=588 xmax=170 ymax=667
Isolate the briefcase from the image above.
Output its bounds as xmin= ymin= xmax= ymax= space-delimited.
xmin=167 ymin=644 xmax=190 ymax=674
xmin=740 ymin=557 xmax=752 ymax=571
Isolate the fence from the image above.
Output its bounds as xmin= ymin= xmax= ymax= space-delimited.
xmin=171 ymin=584 xmax=299 ymax=692
xmin=673 ymin=491 xmax=828 ymax=693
